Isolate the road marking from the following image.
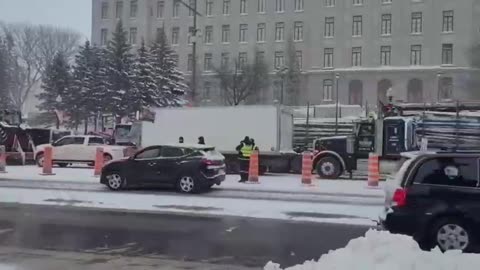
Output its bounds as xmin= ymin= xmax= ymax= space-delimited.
xmin=0 ymin=228 xmax=13 ymax=235
xmin=225 ymin=226 xmax=237 ymax=232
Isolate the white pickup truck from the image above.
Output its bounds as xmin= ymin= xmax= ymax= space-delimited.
xmin=35 ymin=135 xmax=129 ymax=167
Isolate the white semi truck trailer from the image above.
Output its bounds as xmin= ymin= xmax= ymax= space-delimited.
xmin=127 ymin=105 xmax=301 ymax=174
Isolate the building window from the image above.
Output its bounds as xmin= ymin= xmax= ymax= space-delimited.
xmin=274 ymin=51 xmax=285 ymax=69
xmin=101 ymin=2 xmax=109 ymax=19
xmin=171 ymin=27 xmax=179 ymax=45
xmin=221 ymin=52 xmax=230 ymax=67
xmin=443 ymin=10 xmax=454 ymax=32
xmin=203 ymin=81 xmax=211 ymax=99
xmin=353 ymin=0 xmax=363 ymax=5
xmin=381 ymin=14 xmax=391 ymax=35
xmin=324 ymin=48 xmax=334 ymax=68
xmin=442 ymin=44 xmax=453 ymax=65
xmin=325 ymin=17 xmax=334 ymax=37
xmin=258 ymin=0 xmax=266 ymax=13
xmin=238 ymin=52 xmax=247 ymax=69
xmin=294 ymin=0 xmax=304 ymax=11
xmin=380 ymin=45 xmax=391 ymax=66
xmin=240 ymin=0 xmax=247 ymax=14
xmin=323 ymin=79 xmax=333 ymax=101
xmin=130 ymin=0 xmax=138 ymax=17
xmin=352 ymin=16 xmax=362 ymax=36
xmin=294 ymin=22 xmax=303 ymax=41
xmin=256 ymin=51 xmax=265 ymax=63
xmin=100 ymin=29 xmax=108 ymax=46
xmin=204 ymin=26 xmax=213 ymax=43
xmin=325 ymin=0 xmax=335 ymax=7
xmin=206 ymin=0 xmax=213 ymax=16
xmin=156 ymin=1 xmax=164 ymax=18
xmin=188 ymin=26 xmax=194 ymax=44
xmin=187 ymin=54 xmax=193 ymax=71
xmin=239 ymin=24 xmax=248 ymax=42
xmin=173 ymin=0 xmax=180 ymax=17
xmin=222 ymin=25 xmax=230 ymax=43
xmin=352 ymin=47 xmax=362 ymax=66
xmin=410 ymin=45 xmax=422 ymax=65
xmin=204 ymin=53 xmax=213 ymax=71
xmin=275 ymin=0 xmax=285 ymax=12
xmin=116 ymin=1 xmax=123 ymax=18
xmin=411 ymin=12 xmax=423 ymax=34
xmin=129 ymin=27 xmax=137 ymax=44
xmin=257 ymin=23 xmax=266 ymax=42
xmin=223 ymin=0 xmax=230 ymax=15
xmin=275 ymin=22 xmax=285 ymax=41
xmin=439 ymin=77 xmax=453 ymax=100
xmin=295 ymin=50 xmax=303 ymax=70
xmin=188 ymin=0 xmax=195 ymax=16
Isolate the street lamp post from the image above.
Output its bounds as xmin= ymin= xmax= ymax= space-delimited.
xmin=436 ymin=72 xmax=443 ymax=102
xmin=276 ymin=66 xmax=289 ymax=105
xmin=335 ymin=73 xmax=340 ymax=135
xmin=178 ymin=0 xmax=201 ymax=105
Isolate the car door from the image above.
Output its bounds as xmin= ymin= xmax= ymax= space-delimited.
xmin=126 ymin=146 xmax=162 ymax=185
xmin=52 ymin=137 xmax=83 ymax=161
xmin=85 ymin=137 xmax=105 ymax=161
xmin=154 ymin=146 xmax=186 ymax=184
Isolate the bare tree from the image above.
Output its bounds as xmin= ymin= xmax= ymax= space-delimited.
xmin=216 ymin=57 xmax=269 ymax=106
xmin=0 ymin=22 xmax=81 ymax=113
xmin=282 ymin=36 xmax=302 ymax=105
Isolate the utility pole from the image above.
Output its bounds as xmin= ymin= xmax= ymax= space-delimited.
xmin=335 ymin=73 xmax=340 ymax=135
xmin=178 ymin=0 xmax=202 ymax=105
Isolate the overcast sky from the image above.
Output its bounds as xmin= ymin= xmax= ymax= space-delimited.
xmin=0 ymin=0 xmax=92 ymax=39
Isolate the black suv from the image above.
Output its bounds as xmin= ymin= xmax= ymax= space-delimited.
xmin=380 ymin=152 xmax=480 ymax=252
xmin=101 ymin=144 xmax=226 ymax=193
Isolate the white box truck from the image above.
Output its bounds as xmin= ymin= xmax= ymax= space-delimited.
xmin=128 ymin=105 xmax=298 ymax=174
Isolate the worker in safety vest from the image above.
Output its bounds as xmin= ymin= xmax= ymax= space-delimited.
xmin=236 ymin=136 xmax=254 ymax=183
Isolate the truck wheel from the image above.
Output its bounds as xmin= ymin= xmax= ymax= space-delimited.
xmin=316 ymin=156 xmax=342 ymax=179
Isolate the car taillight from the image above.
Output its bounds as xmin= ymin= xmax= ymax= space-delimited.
xmin=202 ymin=159 xmax=214 ymax=166
xmin=392 ymin=188 xmax=407 ymax=207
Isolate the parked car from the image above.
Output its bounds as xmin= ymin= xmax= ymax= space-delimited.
xmin=380 ymin=151 xmax=480 ymax=252
xmin=35 ymin=135 xmax=128 ymax=167
xmin=100 ymin=144 xmax=226 ymax=193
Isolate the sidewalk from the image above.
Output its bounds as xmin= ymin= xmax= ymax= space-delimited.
xmin=0 ymin=166 xmax=385 ymax=198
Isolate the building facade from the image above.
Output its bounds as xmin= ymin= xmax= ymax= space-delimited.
xmin=92 ymin=0 xmax=480 ymax=106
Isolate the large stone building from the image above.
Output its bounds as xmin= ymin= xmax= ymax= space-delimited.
xmin=92 ymin=0 xmax=480 ymax=107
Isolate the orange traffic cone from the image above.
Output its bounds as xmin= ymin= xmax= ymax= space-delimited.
xmin=301 ymin=152 xmax=313 ymax=185
xmin=368 ymin=153 xmax=380 ymax=187
xmin=248 ymin=150 xmax=259 ymax=183
xmin=0 ymin=145 xmax=7 ymax=173
xmin=94 ymin=147 xmax=104 ymax=177
xmin=40 ymin=146 xmax=55 ymax=176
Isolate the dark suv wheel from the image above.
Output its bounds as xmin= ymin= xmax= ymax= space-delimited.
xmin=431 ymin=217 xmax=474 ymax=252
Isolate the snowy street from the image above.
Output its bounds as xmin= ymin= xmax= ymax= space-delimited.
xmin=0 ymin=204 xmax=369 ymax=269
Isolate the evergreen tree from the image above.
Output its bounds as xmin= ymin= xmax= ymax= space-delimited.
xmin=104 ymin=21 xmax=134 ymax=118
xmin=69 ymin=40 xmax=95 ymax=130
xmin=0 ymin=38 xmax=9 ymax=109
xmin=131 ymin=40 xmax=157 ymax=112
xmin=150 ymin=29 xmax=188 ymax=107
xmin=38 ymin=52 xmax=71 ymax=128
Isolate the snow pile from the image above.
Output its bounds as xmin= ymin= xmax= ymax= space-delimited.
xmin=264 ymin=230 xmax=480 ymax=270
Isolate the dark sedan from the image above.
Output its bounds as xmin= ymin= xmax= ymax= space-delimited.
xmin=100 ymin=144 xmax=226 ymax=193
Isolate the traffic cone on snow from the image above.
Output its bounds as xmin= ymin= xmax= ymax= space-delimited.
xmin=368 ymin=153 xmax=380 ymax=187
xmin=248 ymin=150 xmax=259 ymax=183
xmin=94 ymin=147 xmax=104 ymax=177
xmin=301 ymin=152 xmax=313 ymax=185
xmin=40 ymin=146 xmax=55 ymax=176
xmin=0 ymin=145 xmax=7 ymax=173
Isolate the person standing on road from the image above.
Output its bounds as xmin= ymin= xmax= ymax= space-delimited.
xmin=198 ymin=136 xmax=205 ymax=145
xmin=236 ymin=136 xmax=254 ymax=183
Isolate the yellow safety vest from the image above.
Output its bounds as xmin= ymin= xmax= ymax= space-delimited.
xmin=241 ymin=145 xmax=254 ymax=158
